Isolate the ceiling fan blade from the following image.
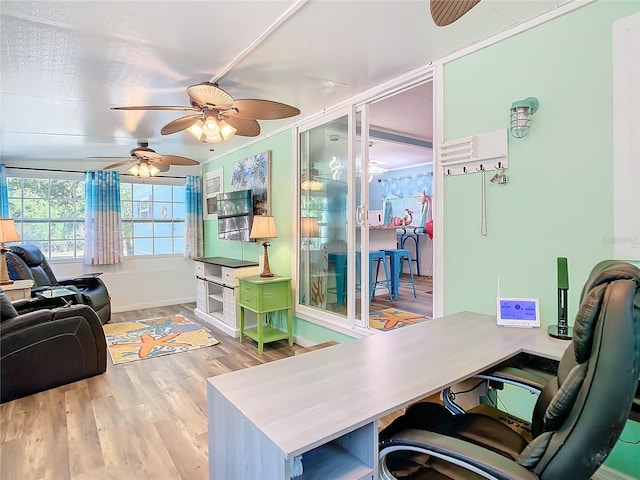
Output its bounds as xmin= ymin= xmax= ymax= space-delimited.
xmin=150 ymin=161 xmax=171 ymax=172
xmin=160 ymin=114 xmax=202 ymax=135
xmin=230 ymin=99 xmax=300 ymax=120
xmin=223 ymin=116 xmax=261 ymax=137
xmin=430 ymin=0 xmax=481 ymax=27
xmin=187 ymin=82 xmax=235 ymax=108
xmin=111 ymin=105 xmax=199 ymax=112
xmin=155 ymin=155 xmax=200 ymax=166
xmin=104 ymin=160 xmax=135 ymax=170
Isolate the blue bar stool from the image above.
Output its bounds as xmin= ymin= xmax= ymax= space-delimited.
xmin=369 ymin=250 xmax=392 ymax=302
xmin=328 ymin=253 xmax=348 ymax=306
xmin=383 ymin=249 xmax=417 ymax=300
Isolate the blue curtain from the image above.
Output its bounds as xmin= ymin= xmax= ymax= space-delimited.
xmin=184 ymin=175 xmax=203 ymax=258
xmin=84 ymin=170 xmax=123 ymax=265
xmin=0 ymin=164 xmax=8 ymax=217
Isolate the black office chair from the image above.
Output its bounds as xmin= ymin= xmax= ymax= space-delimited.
xmin=379 ymin=260 xmax=640 ymax=480
xmin=6 ymin=244 xmax=111 ymax=324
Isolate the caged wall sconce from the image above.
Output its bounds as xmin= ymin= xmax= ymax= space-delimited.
xmin=510 ymin=97 xmax=539 ymax=138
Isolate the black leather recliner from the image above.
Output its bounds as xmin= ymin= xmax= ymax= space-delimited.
xmin=379 ymin=260 xmax=640 ymax=480
xmin=0 ymin=292 xmax=107 ymax=404
xmin=6 ymin=244 xmax=111 ymax=324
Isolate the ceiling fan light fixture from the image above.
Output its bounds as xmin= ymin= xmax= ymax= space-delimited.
xmin=128 ymin=160 xmax=158 ymax=178
xmin=218 ymin=120 xmax=237 ymax=140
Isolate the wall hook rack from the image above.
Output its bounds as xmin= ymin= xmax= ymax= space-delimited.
xmin=438 ymin=129 xmax=508 ymax=176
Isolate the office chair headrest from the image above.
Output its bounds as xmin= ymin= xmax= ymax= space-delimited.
xmin=573 ymin=260 xmax=640 ymax=363
xmin=10 ymin=244 xmax=45 ymax=267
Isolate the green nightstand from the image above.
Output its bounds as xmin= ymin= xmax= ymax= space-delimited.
xmin=238 ymin=276 xmax=293 ymax=354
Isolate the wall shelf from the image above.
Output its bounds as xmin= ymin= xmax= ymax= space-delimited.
xmin=439 ymin=129 xmax=508 ymax=176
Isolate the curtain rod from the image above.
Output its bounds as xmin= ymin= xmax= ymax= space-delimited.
xmin=5 ymin=165 xmax=187 ymax=179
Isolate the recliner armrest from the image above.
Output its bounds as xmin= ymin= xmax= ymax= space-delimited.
xmin=379 ymin=429 xmax=538 ymax=480
xmin=0 ymin=309 xmax=54 ymax=335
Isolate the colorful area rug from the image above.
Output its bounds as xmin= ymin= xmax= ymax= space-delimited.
xmin=369 ymin=308 xmax=429 ymax=331
xmin=103 ymin=314 xmax=219 ymax=364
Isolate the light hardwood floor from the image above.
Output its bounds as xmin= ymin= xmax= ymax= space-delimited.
xmin=0 ymin=304 xmax=306 ymax=480
xmin=0 ymin=293 xmax=433 ymax=479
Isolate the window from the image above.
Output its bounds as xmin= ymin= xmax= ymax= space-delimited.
xmin=6 ymin=172 xmax=186 ymax=260
xmin=7 ymin=176 xmax=85 ymax=259
xmin=203 ymin=167 xmax=223 ymax=220
xmin=120 ymin=181 xmax=185 ymax=256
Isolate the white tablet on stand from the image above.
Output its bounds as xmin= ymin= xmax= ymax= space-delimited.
xmin=496 ymin=297 xmax=540 ymax=328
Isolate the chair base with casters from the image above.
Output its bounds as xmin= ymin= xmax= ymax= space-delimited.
xmin=383 ymin=249 xmax=417 ymax=300
xmin=379 ymin=260 xmax=640 ymax=480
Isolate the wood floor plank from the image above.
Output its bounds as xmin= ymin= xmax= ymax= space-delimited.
xmin=66 ymin=384 xmax=104 ymax=477
xmin=0 ymin=299 xmax=431 ymax=479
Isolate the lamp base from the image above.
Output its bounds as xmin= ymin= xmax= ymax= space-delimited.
xmin=0 ymin=280 xmax=15 ymax=286
xmin=548 ymin=324 xmax=572 ymax=340
xmin=259 ymin=272 xmax=275 ymax=278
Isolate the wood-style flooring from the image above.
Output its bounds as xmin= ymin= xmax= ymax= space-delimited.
xmin=371 ymin=274 xmax=433 ymax=318
xmin=0 ymin=287 xmax=433 ymax=479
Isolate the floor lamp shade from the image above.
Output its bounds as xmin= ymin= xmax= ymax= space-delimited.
xmin=0 ymin=219 xmax=21 ymax=285
xmin=250 ymin=215 xmax=278 ymax=277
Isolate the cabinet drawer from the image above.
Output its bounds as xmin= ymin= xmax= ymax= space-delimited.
xmin=239 ymin=291 xmax=260 ymax=310
xmin=222 ymin=267 xmax=235 ymax=286
xmin=194 ymin=261 xmax=204 ymax=277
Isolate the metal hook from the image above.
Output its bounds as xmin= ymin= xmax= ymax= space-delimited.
xmin=476 ymin=164 xmax=485 ymax=172
xmin=494 ymin=161 xmax=502 ymax=169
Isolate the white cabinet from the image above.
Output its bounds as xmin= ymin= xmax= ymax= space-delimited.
xmin=193 ymin=258 xmax=259 ymax=337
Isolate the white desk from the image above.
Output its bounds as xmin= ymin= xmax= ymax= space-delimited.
xmin=207 ymin=311 xmax=568 ymax=480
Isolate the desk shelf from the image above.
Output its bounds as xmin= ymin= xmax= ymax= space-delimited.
xmin=299 ymin=443 xmax=373 ymax=480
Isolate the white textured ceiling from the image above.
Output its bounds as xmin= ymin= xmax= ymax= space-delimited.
xmin=0 ymin=0 xmax=572 ymax=175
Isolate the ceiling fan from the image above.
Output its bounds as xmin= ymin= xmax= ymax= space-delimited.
xmin=111 ymin=82 xmax=301 ymax=144
xmin=88 ymin=141 xmax=199 ymax=177
xmin=430 ymin=0 xmax=481 ymax=27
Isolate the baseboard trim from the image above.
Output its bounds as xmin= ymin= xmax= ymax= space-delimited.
xmin=592 ymin=465 xmax=637 ymax=480
xmin=111 ymin=297 xmax=196 ymax=313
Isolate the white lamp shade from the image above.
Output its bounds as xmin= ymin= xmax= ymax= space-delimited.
xmin=0 ymin=218 xmax=20 ymax=243
xmin=250 ymin=215 xmax=278 ymax=239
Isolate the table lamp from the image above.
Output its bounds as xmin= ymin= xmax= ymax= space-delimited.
xmin=250 ymin=215 xmax=278 ymax=277
xmin=300 ymin=217 xmax=319 ymax=239
xmin=0 ymin=218 xmax=21 ymax=285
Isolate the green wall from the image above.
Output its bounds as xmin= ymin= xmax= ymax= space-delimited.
xmin=202 ymin=131 xmax=355 ymax=344
xmin=442 ymin=2 xmax=639 ymax=476
xmin=443 ymin=0 xmax=638 ymax=324
xmin=202 ymin=130 xmax=294 ymax=274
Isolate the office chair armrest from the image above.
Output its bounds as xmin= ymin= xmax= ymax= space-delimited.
xmin=379 ymin=429 xmax=538 ymax=480
xmin=476 ymin=366 xmax=554 ymax=393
